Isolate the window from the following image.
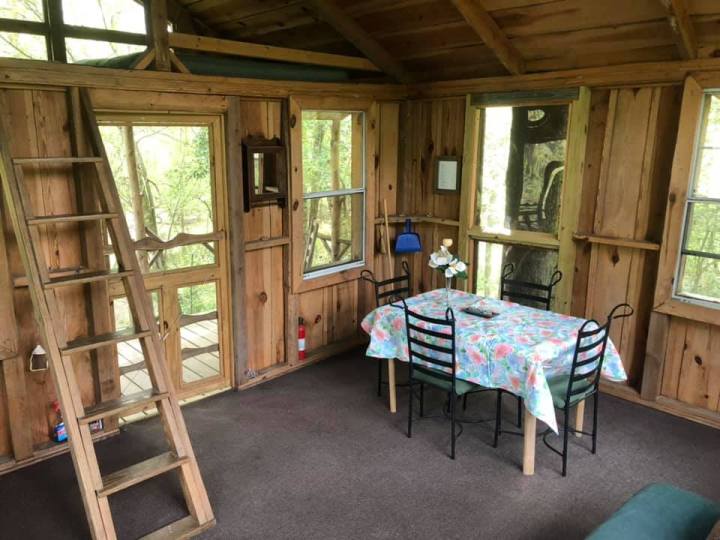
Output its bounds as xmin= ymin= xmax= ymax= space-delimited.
xmin=472 ymin=101 xmax=570 ymax=304
xmin=675 ymin=92 xmax=720 ymax=306
xmin=0 ymin=0 xmax=47 ymax=60
xmin=301 ymin=110 xmax=366 ymax=277
xmin=100 ymin=120 xmax=218 ymax=274
xmin=0 ymin=0 xmax=147 ymax=63
xmin=477 ymin=104 xmax=568 ymax=235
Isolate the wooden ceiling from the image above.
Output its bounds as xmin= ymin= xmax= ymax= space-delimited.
xmin=172 ymin=0 xmax=720 ymax=82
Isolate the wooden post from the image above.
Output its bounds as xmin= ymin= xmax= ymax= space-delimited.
xmin=575 ymin=400 xmax=585 ymax=438
xmin=0 ymin=195 xmax=34 ymax=461
xmin=148 ymin=0 xmax=171 ymax=71
xmin=226 ymin=98 xmax=249 ymax=387
xmin=522 ymin=407 xmax=536 ymax=475
xmin=45 ymin=0 xmax=67 ymax=63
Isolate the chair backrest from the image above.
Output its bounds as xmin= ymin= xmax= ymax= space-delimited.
xmin=563 ymin=303 xmax=634 ymax=409
xmin=361 ymin=260 xmax=412 ymax=308
xmin=500 ymin=263 xmax=562 ymax=311
xmin=393 ymin=298 xmax=458 ymax=391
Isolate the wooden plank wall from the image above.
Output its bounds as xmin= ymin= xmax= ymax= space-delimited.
xmin=391 ymin=98 xmax=466 ymax=294
xmin=0 ymin=88 xmax=109 ymax=464
xmin=237 ymin=100 xmax=287 ymax=374
xmin=574 ymin=86 xmax=683 ymax=387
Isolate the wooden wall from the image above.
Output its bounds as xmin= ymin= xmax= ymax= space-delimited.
xmin=237 ymin=100 xmax=287 ymax=375
xmin=383 ymin=97 xmax=466 ymax=294
xmin=572 ymin=86 xmax=683 ymax=388
xmin=0 ymin=88 xmax=112 ymax=468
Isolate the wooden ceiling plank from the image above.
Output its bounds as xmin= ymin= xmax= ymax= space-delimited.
xmin=659 ymin=0 xmax=698 ymax=59
xmin=306 ymin=0 xmax=414 ymax=83
xmin=168 ymin=32 xmax=381 ymax=72
xmin=450 ymin=0 xmax=526 ymax=74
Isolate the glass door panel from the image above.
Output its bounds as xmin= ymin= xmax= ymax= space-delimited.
xmin=177 ymin=281 xmax=222 ymax=386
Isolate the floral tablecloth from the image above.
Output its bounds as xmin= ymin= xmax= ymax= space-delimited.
xmin=360 ymin=289 xmax=627 ymax=433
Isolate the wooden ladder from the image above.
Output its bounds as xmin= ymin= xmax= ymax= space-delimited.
xmin=0 ymin=87 xmax=214 ymax=539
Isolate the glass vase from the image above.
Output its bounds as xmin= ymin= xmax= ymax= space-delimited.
xmin=445 ymin=276 xmax=452 ymax=307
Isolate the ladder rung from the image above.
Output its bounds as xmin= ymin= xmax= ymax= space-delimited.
xmin=140 ymin=515 xmax=215 ymax=540
xmin=13 ymin=156 xmax=102 ymax=165
xmin=79 ymin=389 xmax=168 ymax=425
xmin=62 ymin=328 xmax=152 ymax=355
xmin=27 ymin=213 xmax=118 ymax=225
xmin=44 ymin=270 xmax=134 ymax=289
xmin=98 ymin=451 xmax=188 ymax=498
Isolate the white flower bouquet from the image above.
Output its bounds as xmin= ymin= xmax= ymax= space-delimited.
xmin=428 ymin=239 xmax=468 ymax=279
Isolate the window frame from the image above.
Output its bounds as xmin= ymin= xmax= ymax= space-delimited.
xmin=457 ymin=88 xmax=591 ymax=314
xmin=289 ymin=96 xmax=377 ymax=293
xmin=655 ymin=75 xmax=720 ymax=323
xmin=0 ymin=0 xmax=148 ymax=63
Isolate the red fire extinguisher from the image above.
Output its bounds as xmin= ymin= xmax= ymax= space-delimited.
xmin=298 ymin=317 xmax=306 ymax=361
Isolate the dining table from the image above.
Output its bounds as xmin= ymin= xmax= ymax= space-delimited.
xmin=361 ymin=288 xmax=627 ymax=475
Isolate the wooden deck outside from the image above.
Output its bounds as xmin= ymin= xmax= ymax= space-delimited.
xmin=118 ymin=318 xmax=221 ymax=396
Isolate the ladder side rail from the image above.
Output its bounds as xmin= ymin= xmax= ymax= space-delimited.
xmin=0 ymin=117 xmax=114 ymax=540
xmin=78 ymin=88 xmax=215 ymax=525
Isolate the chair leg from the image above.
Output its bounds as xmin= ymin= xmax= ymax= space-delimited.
xmin=419 ymin=382 xmax=425 ymax=418
xmin=516 ymin=396 xmax=523 ymax=428
xmin=462 ymin=393 xmax=468 ymax=411
xmin=407 ymin=377 xmax=413 ymax=438
xmin=562 ymin=407 xmax=570 ymax=477
xmin=493 ymin=390 xmax=502 ymax=448
xmin=592 ymin=392 xmax=599 ymax=454
xmin=377 ymin=359 xmax=382 ymax=397
xmin=450 ymin=392 xmax=456 ymax=460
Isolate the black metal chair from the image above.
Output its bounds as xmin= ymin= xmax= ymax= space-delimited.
xmin=539 ymin=303 xmax=633 ymax=476
xmin=361 ymin=261 xmax=412 ymax=396
xmin=464 ymin=263 xmax=564 ymax=427
xmin=395 ymin=298 xmax=481 ymax=460
xmin=500 ymin=262 xmax=563 ymax=311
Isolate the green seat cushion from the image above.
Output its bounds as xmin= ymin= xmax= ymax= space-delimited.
xmin=548 ymin=374 xmax=595 ymax=409
xmin=587 ymin=483 xmax=720 ymax=540
xmin=412 ymin=369 xmax=478 ymax=396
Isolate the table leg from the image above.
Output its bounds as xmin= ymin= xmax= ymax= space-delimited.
xmin=523 ymin=406 xmax=536 ymax=476
xmin=387 ymin=358 xmax=397 ymax=414
xmin=575 ymin=400 xmax=585 ymax=438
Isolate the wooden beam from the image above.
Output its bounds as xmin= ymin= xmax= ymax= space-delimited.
xmin=413 ymin=56 xmax=720 ymax=98
xmin=306 ymin=0 xmax=413 ymax=83
xmin=148 ymin=0 xmax=171 ymax=71
xmin=450 ymin=0 xmax=525 ymax=75
xmin=45 ymin=0 xmax=66 ymax=63
xmin=225 ymin=98 xmax=249 ymax=388
xmin=659 ymin=0 xmax=697 ymax=60
xmin=0 ymin=58 xmax=407 ymax=99
xmin=168 ymin=32 xmax=381 ymax=72
xmin=164 ymin=0 xmax=217 ymax=36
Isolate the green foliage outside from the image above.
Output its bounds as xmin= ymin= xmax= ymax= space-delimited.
xmin=101 ymin=124 xmax=218 ymax=316
xmin=0 ymin=0 xmax=145 ymax=62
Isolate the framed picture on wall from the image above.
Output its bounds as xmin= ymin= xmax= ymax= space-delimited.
xmin=435 ymin=156 xmax=461 ymax=193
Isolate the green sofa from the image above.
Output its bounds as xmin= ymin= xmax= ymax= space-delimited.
xmin=588 ymin=484 xmax=720 ymax=540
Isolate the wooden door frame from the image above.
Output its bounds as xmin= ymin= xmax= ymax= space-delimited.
xmin=102 ymin=113 xmax=233 ymax=398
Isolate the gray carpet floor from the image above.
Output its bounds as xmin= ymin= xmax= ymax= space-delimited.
xmin=1 ymin=348 xmax=719 ymax=539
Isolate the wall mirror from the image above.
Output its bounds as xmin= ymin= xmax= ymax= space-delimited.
xmin=242 ymin=136 xmax=287 ymax=212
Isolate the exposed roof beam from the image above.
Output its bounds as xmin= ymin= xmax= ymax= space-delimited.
xmin=137 ymin=0 xmax=218 ymax=37
xmin=658 ymin=0 xmax=697 ymax=59
xmin=305 ymin=0 xmax=414 ymax=84
xmin=168 ymin=32 xmax=381 ymax=72
xmin=450 ymin=0 xmax=525 ymax=75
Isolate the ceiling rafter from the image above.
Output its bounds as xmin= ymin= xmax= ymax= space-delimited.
xmin=137 ymin=0 xmax=219 ymax=37
xmin=305 ymin=0 xmax=414 ymax=84
xmin=450 ymin=0 xmax=525 ymax=75
xmin=658 ymin=0 xmax=697 ymax=59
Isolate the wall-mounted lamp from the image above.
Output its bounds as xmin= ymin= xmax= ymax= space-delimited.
xmin=29 ymin=344 xmax=48 ymax=372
